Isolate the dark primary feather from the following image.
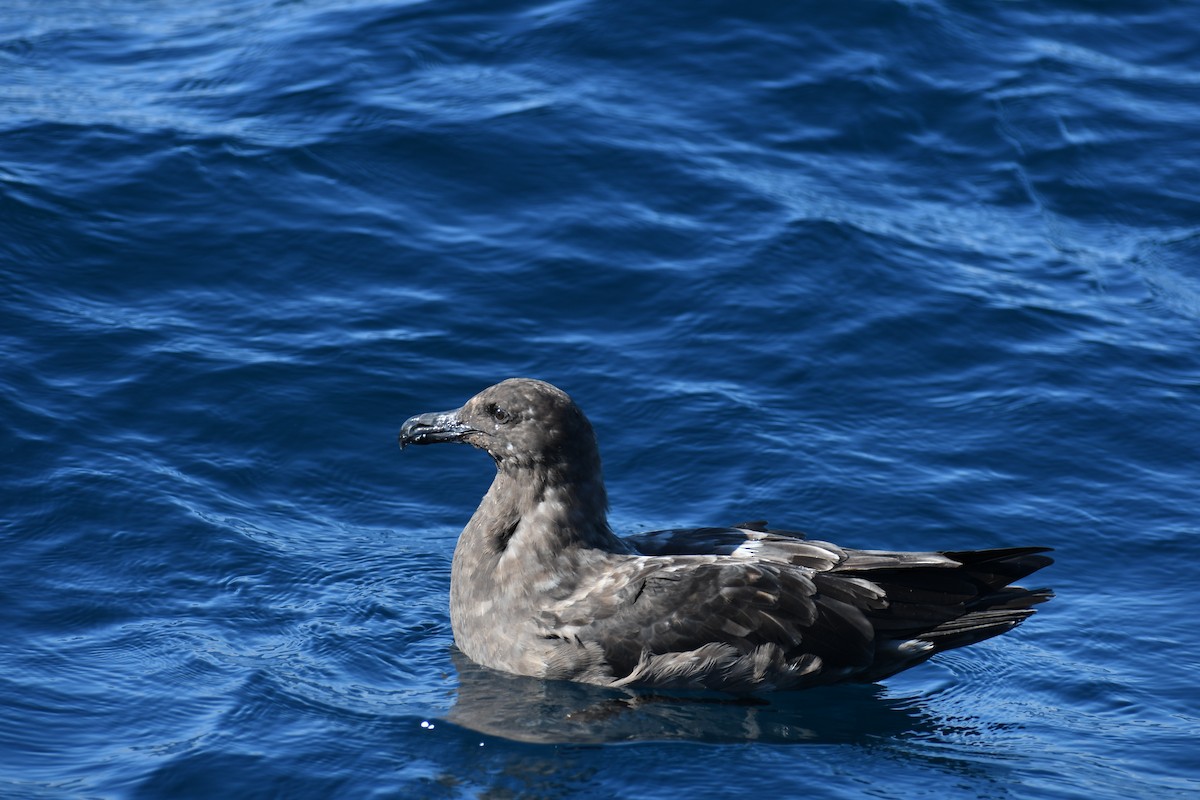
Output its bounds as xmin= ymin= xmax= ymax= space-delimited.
xmin=398 ymin=378 xmax=1054 ymax=692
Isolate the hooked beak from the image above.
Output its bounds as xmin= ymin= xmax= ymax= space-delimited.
xmin=398 ymin=409 xmax=476 ymax=449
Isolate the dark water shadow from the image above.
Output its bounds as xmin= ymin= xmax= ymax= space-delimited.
xmin=443 ymin=650 xmax=937 ymax=745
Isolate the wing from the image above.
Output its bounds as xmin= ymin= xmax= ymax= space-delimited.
xmin=625 ymin=523 xmax=846 ymax=571
xmin=539 ymin=554 xmax=887 ymax=690
xmin=560 ymin=524 xmax=1053 ymax=690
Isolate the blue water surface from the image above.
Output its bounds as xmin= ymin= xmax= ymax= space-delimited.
xmin=3 ymin=0 xmax=1199 ymax=797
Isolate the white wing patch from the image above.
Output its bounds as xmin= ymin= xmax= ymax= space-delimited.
xmin=731 ymin=540 xmax=763 ymax=558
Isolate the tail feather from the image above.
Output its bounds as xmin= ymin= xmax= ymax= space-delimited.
xmin=917 ymin=607 xmax=1037 ymax=649
xmin=966 ymin=585 xmax=1054 ymax=613
xmin=838 ymin=546 xmax=1054 ymax=681
xmin=941 ymin=547 xmax=1054 ymax=589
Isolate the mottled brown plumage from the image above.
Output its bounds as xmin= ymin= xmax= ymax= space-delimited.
xmin=398 ymin=378 xmax=1052 ymax=692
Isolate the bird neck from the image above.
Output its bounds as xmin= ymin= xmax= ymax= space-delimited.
xmin=449 ymin=459 xmax=624 ymax=630
xmin=476 ymin=460 xmax=620 ymax=553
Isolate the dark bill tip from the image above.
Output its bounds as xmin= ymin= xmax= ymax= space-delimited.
xmin=398 ymin=409 xmax=474 ymax=449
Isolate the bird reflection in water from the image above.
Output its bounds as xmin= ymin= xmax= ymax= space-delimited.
xmin=443 ymin=650 xmax=941 ymax=745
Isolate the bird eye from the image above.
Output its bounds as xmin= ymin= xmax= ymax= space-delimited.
xmin=491 ymin=405 xmax=512 ymax=424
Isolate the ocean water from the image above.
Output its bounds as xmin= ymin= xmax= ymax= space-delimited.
xmin=3 ymin=0 xmax=1199 ymax=797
